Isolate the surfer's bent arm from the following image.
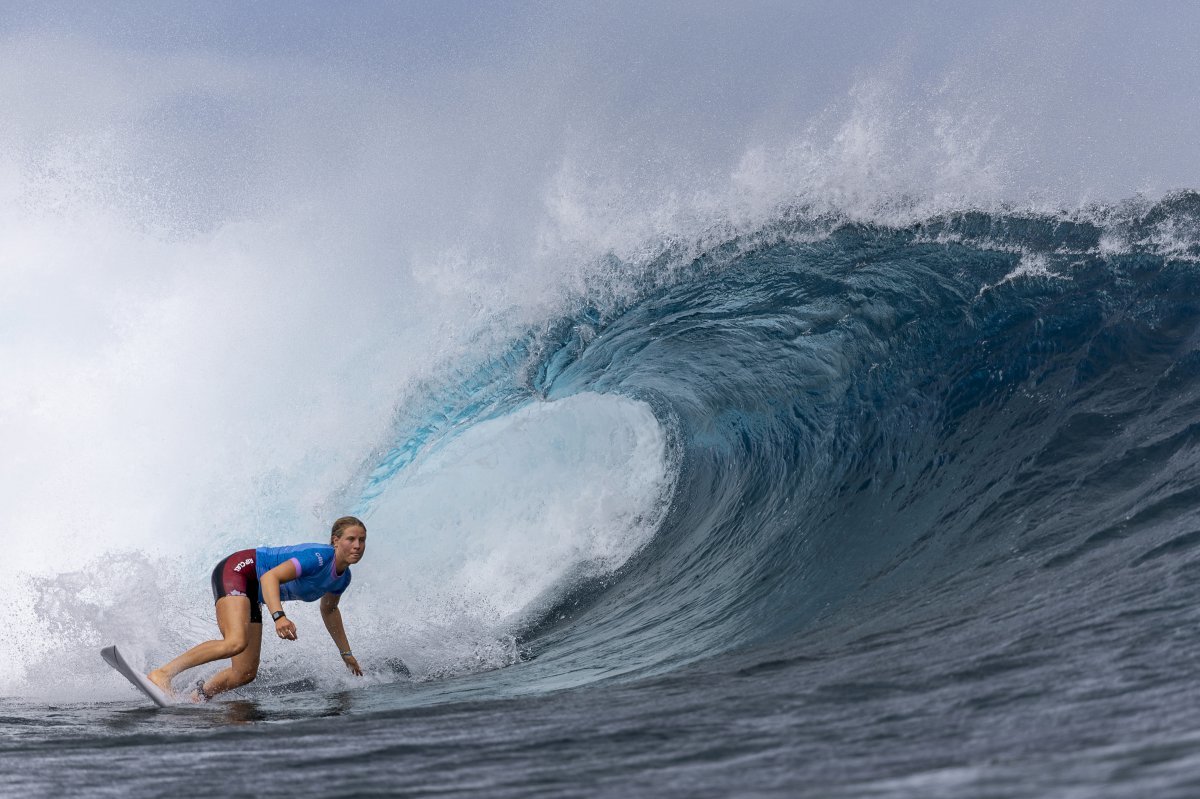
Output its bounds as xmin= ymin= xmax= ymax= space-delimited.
xmin=321 ymin=592 xmax=362 ymax=676
xmin=260 ymin=561 xmax=299 ymax=640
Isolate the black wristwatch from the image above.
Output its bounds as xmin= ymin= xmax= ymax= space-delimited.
xmin=272 ymin=610 xmax=287 ymax=622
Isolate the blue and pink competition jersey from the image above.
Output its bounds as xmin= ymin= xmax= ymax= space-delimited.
xmin=255 ymin=543 xmax=352 ymax=602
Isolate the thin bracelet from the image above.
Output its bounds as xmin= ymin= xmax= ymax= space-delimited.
xmin=340 ymin=650 xmax=353 ymax=658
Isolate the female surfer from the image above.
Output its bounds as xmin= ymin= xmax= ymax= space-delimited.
xmin=147 ymin=516 xmax=367 ymax=701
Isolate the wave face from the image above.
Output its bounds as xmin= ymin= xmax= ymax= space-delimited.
xmin=356 ymin=195 xmax=1200 ymax=698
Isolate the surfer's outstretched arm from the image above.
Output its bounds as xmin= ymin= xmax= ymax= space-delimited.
xmin=321 ymin=592 xmax=362 ymax=676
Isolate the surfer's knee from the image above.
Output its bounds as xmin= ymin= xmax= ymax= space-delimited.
xmin=217 ymin=637 xmax=248 ymax=658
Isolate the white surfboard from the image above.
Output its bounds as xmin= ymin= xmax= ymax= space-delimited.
xmin=100 ymin=645 xmax=173 ymax=708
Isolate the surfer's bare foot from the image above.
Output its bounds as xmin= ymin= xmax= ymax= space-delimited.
xmin=147 ymin=669 xmax=174 ymax=696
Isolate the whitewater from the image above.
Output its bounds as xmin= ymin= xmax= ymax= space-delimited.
xmin=4 ymin=4 xmax=1200 ymax=797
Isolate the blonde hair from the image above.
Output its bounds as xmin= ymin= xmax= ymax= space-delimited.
xmin=331 ymin=516 xmax=366 ymax=543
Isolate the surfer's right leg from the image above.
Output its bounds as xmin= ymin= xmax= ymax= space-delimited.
xmin=196 ymin=616 xmax=262 ymax=698
xmin=148 ymin=548 xmax=262 ymax=696
xmin=147 ymin=596 xmax=253 ymax=695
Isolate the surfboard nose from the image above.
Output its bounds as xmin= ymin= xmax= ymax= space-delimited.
xmin=100 ymin=644 xmax=173 ymax=708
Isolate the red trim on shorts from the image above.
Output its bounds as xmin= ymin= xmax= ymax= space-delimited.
xmin=210 ymin=548 xmax=262 ymax=624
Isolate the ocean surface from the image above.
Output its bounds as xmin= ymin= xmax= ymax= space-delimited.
xmin=5 ymin=196 xmax=1200 ymax=797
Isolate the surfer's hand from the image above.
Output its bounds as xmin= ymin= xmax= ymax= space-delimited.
xmin=275 ymin=617 xmax=297 ymax=640
xmin=343 ymin=654 xmax=363 ymax=676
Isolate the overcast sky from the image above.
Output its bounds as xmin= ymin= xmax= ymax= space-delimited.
xmin=3 ymin=1 xmax=1199 ymax=245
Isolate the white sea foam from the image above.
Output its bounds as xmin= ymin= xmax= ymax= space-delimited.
xmin=0 ymin=393 xmax=673 ymax=698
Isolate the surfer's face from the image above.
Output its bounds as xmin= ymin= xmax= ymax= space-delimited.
xmin=334 ymin=525 xmax=367 ymax=565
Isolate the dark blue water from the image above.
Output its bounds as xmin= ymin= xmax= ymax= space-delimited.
xmin=6 ymin=196 xmax=1200 ymax=797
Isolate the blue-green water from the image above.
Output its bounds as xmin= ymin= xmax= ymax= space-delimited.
xmin=6 ymin=199 xmax=1200 ymax=797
